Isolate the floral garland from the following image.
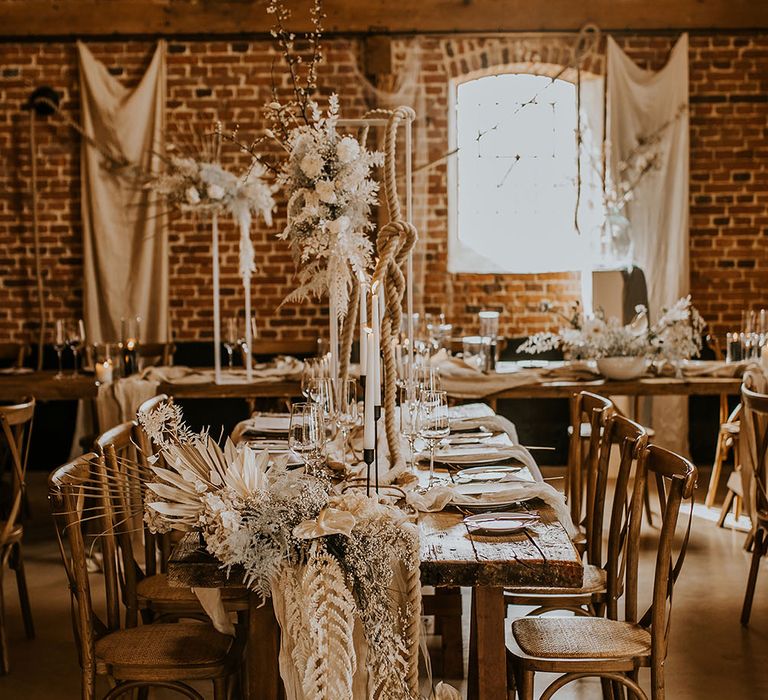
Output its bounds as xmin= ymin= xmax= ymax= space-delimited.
xmin=146 ymin=139 xmax=276 ymax=283
xmin=519 ymin=295 xmax=705 ymax=361
xmin=138 ymin=404 xmax=419 ymax=700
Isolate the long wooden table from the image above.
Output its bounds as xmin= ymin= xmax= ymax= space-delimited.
xmin=168 ymin=498 xmax=581 ymax=700
xmin=0 ymin=368 xmax=743 ymax=402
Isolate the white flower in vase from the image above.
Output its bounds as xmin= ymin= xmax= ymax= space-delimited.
xmin=336 ymin=136 xmax=360 ymax=164
xmin=185 ymin=185 xmax=201 ymax=204
xmin=327 ymin=215 xmax=350 ymax=236
xmin=315 ymin=178 xmax=337 ymax=204
xmin=207 ymin=183 xmax=226 ymax=200
xmin=300 ymin=152 xmax=325 ymax=179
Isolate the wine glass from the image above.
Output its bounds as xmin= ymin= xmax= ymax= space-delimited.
xmin=400 ymin=384 xmax=420 ymax=472
xmin=418 ymin=389 xmax=450 ymax=487
xmin=53 ymin=319 xmax=66 ymax=379
xmin=333 ymin=379 xmax=358 ymax=471
xmin=301 ymin=359 xmax=320 ymax=399
xmin=289 ymin=402 xmax=325 ymax=476
xmin=224 ymin=317 xmax=238 ymax=369
xmin=66 ymin=319 xmax=85 ymax=376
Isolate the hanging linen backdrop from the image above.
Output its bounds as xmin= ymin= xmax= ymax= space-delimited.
xmin=607 ymin=34 xmax=689 ymax=452
xmin=78 ymin=41 xmax=168 ymax=343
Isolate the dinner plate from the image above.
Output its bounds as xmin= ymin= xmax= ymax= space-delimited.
xmin=450 ymin=481 xmax=537 ymax=509
xmin=431 ymin=451 xmax=513 ymax=466
xmin=455 ymin=465 xmax=524 ymax=482
xmin=464 ymin=512 xmax=539 ymax=535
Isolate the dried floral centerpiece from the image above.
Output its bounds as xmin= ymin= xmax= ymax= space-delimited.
xmin=519 ymin=295 xmax=704 ymax=378
xmin=145 ymin=126 xmax=276 ymax=382
xmin=138 ymin=403 xmax=421 ymax=700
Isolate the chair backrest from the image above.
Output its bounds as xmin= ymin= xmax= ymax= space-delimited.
xmin=632 ymin=445 xmax=697 ymax=677
xmin=241 ymin=338 xmax=319 ymax=363
xmin=49 ymin=454 xmax=122 ymax=696
xmin=0 ymin=343 xmax=29 ymax=369
xmin=138 ymin=341 xmax=175 ymax=370
xmin=134 ymin=394 xmax=173 ymax=573
xmin=0 ymin=398 xmax=35 ymax=547
xmin=741 ymin=384 xmax=768 ymax=516
xmin=567 ymin=391 xmax=614 ymax=529
xmin=95 ymin=422 xmax=144 ymax=626
xmin=598 ymin=414 xmax=648 ymax=611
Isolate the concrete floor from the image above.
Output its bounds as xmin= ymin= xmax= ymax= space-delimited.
xmin=1 ymin=469 xmax=768 ymax=699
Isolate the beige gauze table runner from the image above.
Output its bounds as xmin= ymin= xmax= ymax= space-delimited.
xmin=78 ymin=40 xmax=168 ymax=343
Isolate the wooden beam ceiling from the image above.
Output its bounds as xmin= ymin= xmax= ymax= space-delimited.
xmin=1 ymin=0 xmax=767 ymax=38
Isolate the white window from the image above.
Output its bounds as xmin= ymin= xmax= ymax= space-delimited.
xmin=448 ymin=72 xmax=599 ymax=274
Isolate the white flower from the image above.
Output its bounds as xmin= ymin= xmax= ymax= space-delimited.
xmin=185 ymin=186 xmax=201 ymax=205
xmin=207 ymin=183 xmax=225 ymax=200
xmin=336 ymin=136 xmax=360 ymax=164
xmin=315 ymin=179 xmax=337 ymax=204
xmin=327 ymin=215 xmax=350 ymax=235
xmin=300 ymin=152 xmax=324 ymax=180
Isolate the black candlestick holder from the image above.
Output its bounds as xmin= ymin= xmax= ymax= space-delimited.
xmin=363 ymin=448 xmax=374 ymax=496
xmin=374 ymin=405 xmax=381 ymax=493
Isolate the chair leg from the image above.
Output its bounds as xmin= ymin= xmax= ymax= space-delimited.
xmin=643 ymin=480 xmax=654 ymax=527
xmin=11 ymin=544 xmax=34 ymax=639
xmin=705 ymin=431 xmax=728 ymax=508
xmin=213 ymin=676 xmax=228 ymax=700
xmin=741 ymin=528 xmax=765 ymax=625
xmin=518 ymin=669 xmax=535 ymax=700
xmin=0 ymin=571 xmax=8 ymax=675
xmin=717 ymin=490 xmax=735 ymax=528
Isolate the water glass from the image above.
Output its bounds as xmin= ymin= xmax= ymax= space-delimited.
xmin=288 ymin=402 xmax=326 ymax=475
xmin=418 ymin=389 xmax=450 ymax=487
xmin=333 ymin=379 xmax=358 ymax=470
xmin=66 ymin=319 xmax=85 ymax=376
xmin=224 ymin=317 xmax=238 ymax=369
xmin=400 ymin=385 xmax=420 ymax=472
xmin=53 ymin=319 xmax=66 ymax=379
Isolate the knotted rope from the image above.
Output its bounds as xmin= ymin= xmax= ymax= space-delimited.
xmin=368 ymin=106 xmax=418 ymax=476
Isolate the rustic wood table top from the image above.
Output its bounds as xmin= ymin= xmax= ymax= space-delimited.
xmin=0 ymin=366 xmax=743 ymax=402
xmin=167 ymin=498 xmax=582 ymax=589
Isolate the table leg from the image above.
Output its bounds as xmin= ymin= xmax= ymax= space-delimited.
xmin=247 ymin=591 xmax=284 ymax=700
xmin=468 ymin=586 xmax=508 ymax=700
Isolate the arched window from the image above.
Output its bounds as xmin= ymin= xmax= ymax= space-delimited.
xmin=448 ymin=72 xmax=599 ymax=274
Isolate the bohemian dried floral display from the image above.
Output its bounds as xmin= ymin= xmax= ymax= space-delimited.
xmin=519 ymin=295 xmax=705 ymax=361
xmin=139 ymin=403 xmax=422 ymax=700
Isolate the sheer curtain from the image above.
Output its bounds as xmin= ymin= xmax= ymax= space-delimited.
xmin=79 ymin=41 xmax=168 ymax=342
xmin=607 ymin=34 xmax=690 ymax=452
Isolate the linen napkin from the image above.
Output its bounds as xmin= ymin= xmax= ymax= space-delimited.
xmin=192 ymin=587 xmax=235 ymax=636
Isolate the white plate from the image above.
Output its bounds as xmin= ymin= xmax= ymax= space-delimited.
xmin=455 ymin=465 xmax=523 ymax=482
xmin=464 ymin=512 xmax=539 ymax=535
xmin=451 ymin=482 xmax=537 ymax=509
xmin=432 ymin=451 xmax=514 ymax=466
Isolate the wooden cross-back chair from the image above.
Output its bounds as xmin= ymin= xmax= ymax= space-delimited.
xmin=507 ymin=444 xmax=698 ymax=700
xmin=566 ymin=391 xmax=615 ymax=530
xmin=0 ymin=398 xmax=35 ymax=674
xmin=49 ymin=454 xmax=239 ymax=700
xmin=0 ymin=343 xmax=29 ymax=369
xmin=137 ymin=342 xmax=176 ymax=371
xmin=96 ymin=414 xmax=248 ymax=628
xmin=740 ymin=383 xmax=768 ymax=625
xmin=505 ymin=413 xmax=647 ymax=619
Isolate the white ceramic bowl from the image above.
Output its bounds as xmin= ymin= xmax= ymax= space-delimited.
xmin=596 ymin=356 xmax=648 ymax=380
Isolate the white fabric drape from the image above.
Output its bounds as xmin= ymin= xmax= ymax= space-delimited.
xmin=607 ymin=34 xmax=690 ymax=452
xmin=79 ymin=41 xmax=168 ymax=343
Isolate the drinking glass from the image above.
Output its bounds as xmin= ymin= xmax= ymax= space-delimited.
xmin=333 ymin=379 xmax=358 ymax=470
xmin=400 ymin=384 xmax=420 ymax=472
xmin=301 ymin=359 xmax=321 ymax=398
xmin=224 ymin=317 xmax=238 ymax=369
xmin=53 ymin=319 xmax=66 ymax=379
xmin=66 ymin=319 xmax=85 ymax=376
xmin=418 ymin=389 xmax=450 ymax=487
xmin=289 ymin=402 xmax=326 ymax=476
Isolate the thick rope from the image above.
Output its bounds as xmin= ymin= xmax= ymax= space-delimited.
xmin=339 ymin=275 xmax=359 ymax=383
xmin=368 ymin=107 xmax=418 ymax=477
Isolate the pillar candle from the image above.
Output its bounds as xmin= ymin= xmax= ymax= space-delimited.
xmin=371 ymin=283 xmax=382 ymax=405
xmin=364 ymin=330 xmax=376 ymax=449
xmin=359 ymin=283 xmax=368 ymax=375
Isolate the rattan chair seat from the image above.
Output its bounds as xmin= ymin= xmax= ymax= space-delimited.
xmin=96 ymin=622 xmax=233 ymax=668
xmin=507 ymin=563 xmax=606 ymax=597
xmin=512 ymin=617 xmax=650 ymax=660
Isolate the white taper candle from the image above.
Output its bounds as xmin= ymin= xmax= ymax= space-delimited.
xmin=364 ymin=330 xmax=375 ymax=450
xmin=359 ymin=283 xmax=368 ymax=375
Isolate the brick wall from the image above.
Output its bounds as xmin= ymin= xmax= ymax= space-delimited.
xmin=1 ymin=32 xmax=766 ymax=346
